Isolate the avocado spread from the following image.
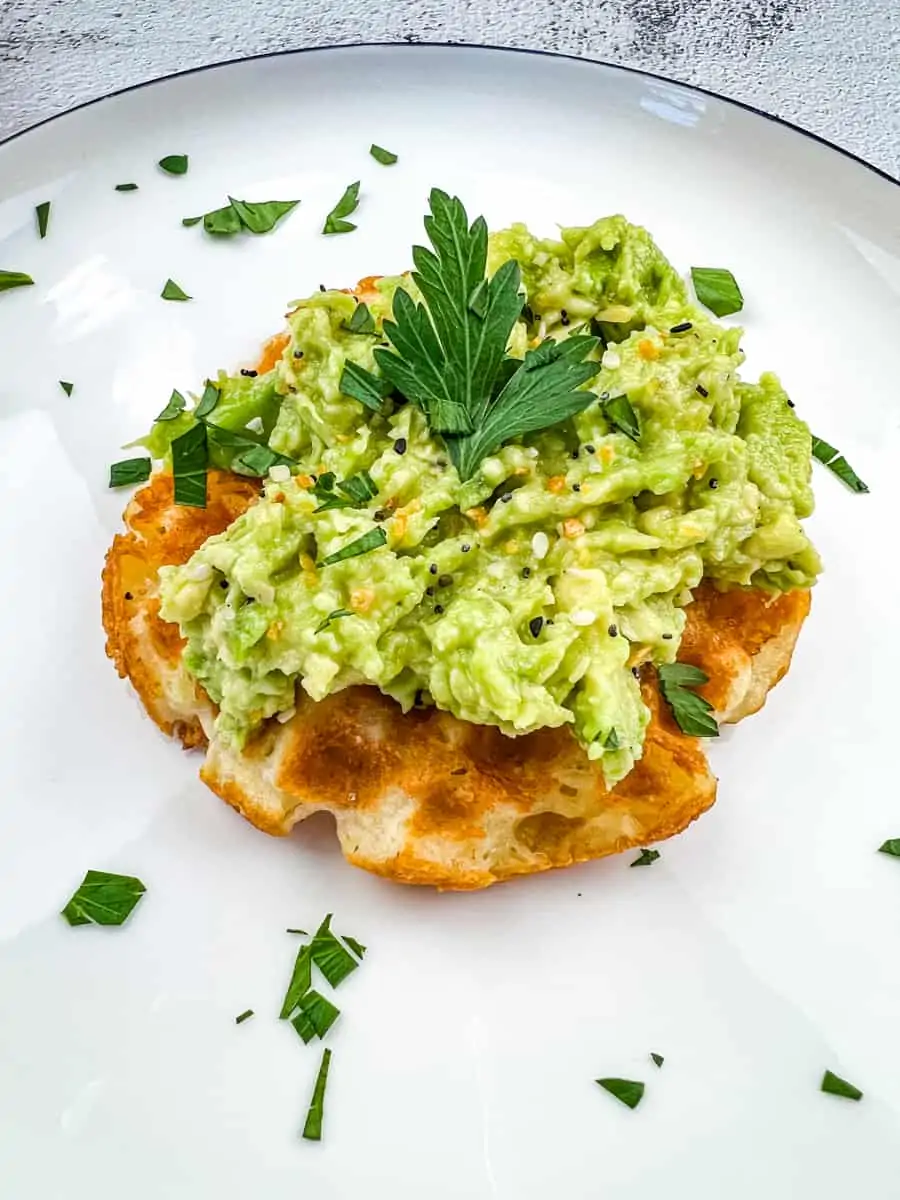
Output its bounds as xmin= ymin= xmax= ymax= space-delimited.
xmin=155 ymin=208 xmax=820 ymax=785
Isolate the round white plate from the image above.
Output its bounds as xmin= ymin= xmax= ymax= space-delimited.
xmin=1 ymin=45 xmax=898 ymax=1200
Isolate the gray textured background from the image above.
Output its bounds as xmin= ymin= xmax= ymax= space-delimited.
xmin=1 ymin=0 xmax=898 ymax=178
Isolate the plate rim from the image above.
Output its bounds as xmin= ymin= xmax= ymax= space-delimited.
xmin=1 ymin=41 xmax=897 ymax=192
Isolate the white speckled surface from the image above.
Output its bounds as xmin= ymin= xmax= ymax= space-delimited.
xmin=0 ymin=0 xmax=898 ymax=177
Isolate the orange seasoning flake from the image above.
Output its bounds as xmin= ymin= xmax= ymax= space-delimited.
xmin=638 ymin=339 xmax=660 ymax=361
xmin=547 ymin=476 xmax=567 ymax=494
xmin=350 ymin=588 xmax=376 ymax=613
xmin=563 ymin=518 xmax=585 ymax=539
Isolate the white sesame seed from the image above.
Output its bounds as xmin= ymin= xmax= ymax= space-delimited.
xmin=276 ymin=706 xmax=296 ymax=724
xmin=571 ymin=609 xmax=596 ymax=626
xmin=602 ymin=349 xmax=621 ymax=369
xmin=269 ymin=464 xmax=291 ymax=482
xmin=531 ymin=531 xmax=550 ymax=559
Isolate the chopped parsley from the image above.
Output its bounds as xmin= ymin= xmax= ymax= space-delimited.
xmin=171 ymin=421 xmax=208 ymax=507
xmin=657 ymin=662 xmax=718 ymax=738
xmin=155 ymin=389 xmax=186 ymax=421
xmin=59 ymin=380 xmax=74 ymax=397
xmin=323 ymin=181 xmax=361 ymax=234
xmin=235 ymin=1009 xmax=254 ymax=1025
xmin=279 ymin=943 xmax=313 ymax=1020
xmin=36 ymin=201 xmax=51 ymax=239
xmin=811 ymin=434 xmax=868 ymax=494
xmin=821 ymin=1070 xmax=862 ymax=1101
xmin=878 ymin=839 xmax=900 ymax=857
xmin=109 ymin=457 xmax=152 ymax=488
xmin=630 ymin=848 xmax=660 ymax=868
xmin=343 ymin=936 xmax=366 ymax=959
xmin=114 ymin=183 xmax=139 ymax=192
xmin=0 ymin=271 xmax=35 ymax=293
xmin=690 ymin=266 xmax=743 ymax=318
xmin=302 ymin=1047 xmax=332 ymax=1141
xmin=291 ymin=990 xmax=341 ymax=1043
xmin=61 ymin=869 xmax=146 ymax=926
xmin=344 ymin=301 xmax=377 ymax=335
xmin=369 ymin=144 xmax=398 ymax=165
xmin=183 ymin=197 xmax=299 ymax=237
xmin=339 ymin=360 xmax=392 ymax=412
xmin=595 ymin=1077 xmax=645 ymax=1110
xmin=161 ymin=278 xmax=191 ymax=302
xmin=315 ymin=609 xmax=353 ymax=634
xmin=650 ymin=1053 xmax=664 ymax=1068
xmin=158 ymin=154 xmax=189 ymax=175
xmin=602 ymin=394 xmax=641 ymax=443
xmin=310 ymin=914 xmax=360 ymax=988
xmin=319 ymin=527 xmax=387 ymax=567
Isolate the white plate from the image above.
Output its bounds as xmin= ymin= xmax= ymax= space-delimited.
xmin=1 ymin=45 xmax=898 ymax=1200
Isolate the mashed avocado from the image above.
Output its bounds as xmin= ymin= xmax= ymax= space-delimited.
xmin=156 ymin=214 xmax=820 ymax=784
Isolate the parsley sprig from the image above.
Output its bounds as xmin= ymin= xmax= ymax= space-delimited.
xmin=658 ymin=662 xmax=719 ymax=737
xmin=373 ymin=190 xmax=602 ymax=479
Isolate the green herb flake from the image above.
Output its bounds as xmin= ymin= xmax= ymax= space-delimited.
xmin=343 ymin=935 xmax=366 ymax=959
xmin=369 ymin=144 xmax=398 ymax=166
xmin=0 ymin=271 xmax=35 ymax=293
xmin=280 ymin=943 xmax=313 ymax=1020
xmin=109 ymin=457 xmax=152 ymax=488
xmin=286 ymin=928 xmax=308 ymax=935
xmin=302 ymin=1047 xmax=332 ymax=1141
xmin=650 ymin=1053 xmax=664 ymax=1068
xmin=36 ymin=201 xmax=51 ymax=239
xmin=310 ymin=913 xmax=359 ymax=988
xmin=690 ymin=266 xmax=744 ymax=318
xmin=235 ymin=1009 xmax=254 ymax=1025
xmin=319 ymin=527 xmax=387 ymax=567
xmin=291 ymin=990 xmax=340 ymax=1043
xmin=811 ymin=434 xmax=869 ymax=494
xmin=630 ymin=848 xmax=660 ymax=868
xmin=602 ymin=395 xmax=641 ymax=443
xmin=337 ymin=470 xmax=378 ymax=505
xmin=339 ymin=361 xmax=392 ymax=412
xmin=315 ymin=609 xmax=353 ymax=635
xmin=344 ymin=301 xmax=377 ymax=335
xmin=61 ymin=869 xmax=146 ymax=927
xmin=603 ymin=728 xmax=620 ymax=750
xmin=158 ymin=154 xmax=189 ymax=176
xmin=323 ymin=181 xmax=361 ymax=235
xmin=155 ymin=389 xmax=187 ymax=421
xmin=878 ymin=839 xmax=900 ymax=857
xmin=184 ymin=197 xmax=299 ymax=237
xmin=59 ymin=380 xmax=74 ymax=397
xmin=161 ymin=278 xmax=191 ymax=302
xmin=657 ymin=662 xmax=719 ymax=738
xmin=194 ymin=381 xmax=220 ymax=419
xmin=171 ymin=421 xmax=208 ymax=508
xmin=115 ymin=183 xmax=139 ymax=192
xmin=595 ymin=1077 xmax=645 ymax=1110
xmin=821 ymin=1070 xmax=863 ymax=1101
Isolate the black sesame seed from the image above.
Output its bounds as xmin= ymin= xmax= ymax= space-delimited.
xmin=585 ymin=444 xmax=595 ymax=455
xmin=501 ymin=493 xmax=512 ymax=503
xmin=219 ymin=580 xmax=228 ymax=590
xmin=529 ymin=616 xmax=544 ymax=638
xmin=240 ymin=368 xmax=258 ymax=377
xmin=394 ymin=437 xmax=408 ymax=455
xmin=546 ymin=618 xmax=554 ymax=626
xmin=319 ymin=284 xmax=326 ymax=292
xmin=522 ymin=566 xmax=532 ymax=578
xmin=374 ymin=508 xmax=388 ymax=521
xmin=429 ymin=563 xmax=438 ymax=575
xmin=124 ymin=591 xmax=133 ymax=600
xmin=608 ymin=623 xmax=618 ymax=637
xmin=787 ymin=399 xmax=795 ymax=408
xmin=571 ymin=449 xmax=579 ymax=459
xmin=632 ymin=666 xmax=640 ymax=678
xmin=709 ymin=478 xmax=719 ymax=489
xmin=293 ymin=349 xmax=304 ymax=359
xmin=425 ymin=586 xmax=434 ymax=597
xmin=669 ymin=321 xmax=693 ymax=334
xmin=662 ymin=632 xmax=673 ymax=640
xmin=309 ymin=474 xmax=317 ymax=483
xmin=434 ymin=604 xmax=444 ymax=614
xmin=461 ymin=543 xmax=471 ymax=553
xmin=438 ymin=574 xmax=453 ymax=588
xmin=560 ymin=310 xmax=570 ymax=326
xmin=572 ymin=483 xmax=581 ymax=493
xmin=414 ymin=689 xmax=425 ymax=707
xmin=696 ymin=384 xmax=709 ymax=398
